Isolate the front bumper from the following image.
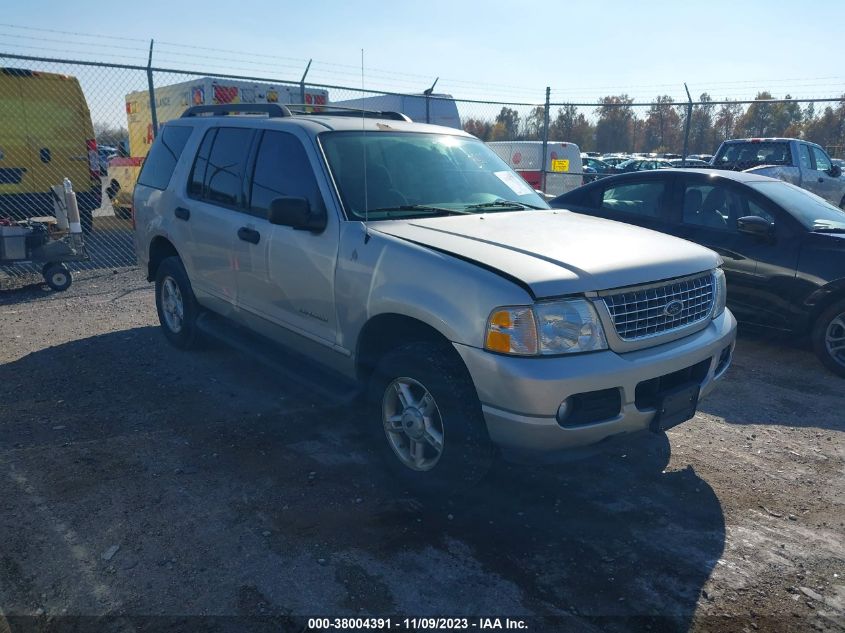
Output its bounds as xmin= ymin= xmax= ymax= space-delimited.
xmin=454 ymin=309 xmax=736 ymax=452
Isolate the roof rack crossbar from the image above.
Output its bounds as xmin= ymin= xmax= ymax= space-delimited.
xmin=181 ymin=104 xmax=292 ymax=118
xmin=286 ymin=105 xmax=412 ymax=122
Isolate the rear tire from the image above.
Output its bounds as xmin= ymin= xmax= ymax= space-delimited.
xmin=812 ymin=298 xmax=845 ymax=377
xmin=155 ymin=256 xmax=202 ymax=350
xmin=369 ymin=342 xmax=494 ymax=495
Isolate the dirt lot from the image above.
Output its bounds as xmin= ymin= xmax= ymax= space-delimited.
xmin=0 ymin=269 xmax=843 ymax=633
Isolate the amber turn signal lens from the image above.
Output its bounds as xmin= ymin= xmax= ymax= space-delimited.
xmin=489 ymin=310 xmax=512 ymax=328
xmin=484 ymin=306 xmax=538 ymax=355
xmin=485 ymin=330 xmax=512 ymax=353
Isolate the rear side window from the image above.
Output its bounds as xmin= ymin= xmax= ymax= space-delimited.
xmin=189 ymin=129 xmax=216 ymax=197
xmin=250 ymin=131 xmax=324 ymax=216
xmin=714 ymin=142 xmax=792 ymax=168
xmin=137 ymin=125 xmax=193 ymax=190
xmin=601 ymin=181 xmax=665 ymax=217
xmin=189 ymin=127 xmax=254 ymax=207
xmin=798 ymin=144 xmax=812 ymax=169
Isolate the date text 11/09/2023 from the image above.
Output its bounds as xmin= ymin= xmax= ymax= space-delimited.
xmin=307 ymin=618 xmax=529 ymax=630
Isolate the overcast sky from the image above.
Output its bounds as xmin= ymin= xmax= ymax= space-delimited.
xmin=2 ymin=0 xmax=844 ymax=104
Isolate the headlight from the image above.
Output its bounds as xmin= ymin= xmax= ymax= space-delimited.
xmin=712 ymin=268 xmax=727 ymax=318
xmin=485 ymin=299 xmax=607 ymax=356
xmin=534 ymin=299 xmax=608 ymax=354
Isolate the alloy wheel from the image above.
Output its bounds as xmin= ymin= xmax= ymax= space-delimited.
xmin=161 ymin=276 xmax=184 ymax=333
xmin=382 ymin=377 xmax=445 ymax=471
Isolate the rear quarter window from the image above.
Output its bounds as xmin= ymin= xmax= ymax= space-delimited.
xmin=601 ymin=181 xmax=665 ymax=217
xmin=137 ymin=125 xmax=193 ymax=190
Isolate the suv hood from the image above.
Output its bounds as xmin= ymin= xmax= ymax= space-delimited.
xmin=371 ymin=210 xmax=720 ymax=298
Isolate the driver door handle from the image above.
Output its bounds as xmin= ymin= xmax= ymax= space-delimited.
xmin=237 ymin=227 xmax=260 ymax=244
xmin=818 ymin=177 xmax=825 ymax=183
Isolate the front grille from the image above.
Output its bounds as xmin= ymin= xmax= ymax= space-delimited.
xmin=602 ymin=272 xmax=714 ymax=341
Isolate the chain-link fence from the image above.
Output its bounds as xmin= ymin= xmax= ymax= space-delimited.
xmin=1 ymin=50 xmax=844 ymax=287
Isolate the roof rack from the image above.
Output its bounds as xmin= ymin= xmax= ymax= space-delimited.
xmin=181 ymin=104 xmax=291 ymax=118
xmin=287 ymin=105 xmax=412 ymax=122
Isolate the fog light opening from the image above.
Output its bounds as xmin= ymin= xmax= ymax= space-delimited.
xmin=556 ymin=398 xmax=572 ymax=424
xmin=715 ymin=345 xmax=733 ymax=377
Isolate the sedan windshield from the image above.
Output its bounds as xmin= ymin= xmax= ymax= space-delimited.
xmin=750 ymin=180 xmax=845 ymax=230
xmin=320 ymin=132 xmax=549 ymax=220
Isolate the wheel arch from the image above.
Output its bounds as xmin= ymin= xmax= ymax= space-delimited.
xmin=147 ymin=236 xmax=180 ymax=282
xmin=355 ymin=313 xmax=464 ymax=385
xmin=806 ymin=281 xmax=845 ymax=333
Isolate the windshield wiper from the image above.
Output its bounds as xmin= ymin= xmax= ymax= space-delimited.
xmin=812 ymin=226 xmax=845 ymax=233
xmin=463 ymin=200 xmax=544 ymax=211
xmin=365 ymin=204 xmax=472 ymax=216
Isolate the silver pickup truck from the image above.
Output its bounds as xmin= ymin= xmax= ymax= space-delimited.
xmin=134 ymin=104 xmax=737 ymax=492
xmin=712 ymin=138 xmax=845 ymax=208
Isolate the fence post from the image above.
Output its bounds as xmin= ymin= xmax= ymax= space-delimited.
xmin=682 ymin=83 xmax=693 ymax=166
xmin=541 ymin=87 xmax=550 ymax=193
xmin=299 ymin=59 xmax=312 ymax=106
xmin=146 ymin=40 xmax=159 ymax=139
xmin=423 ymin=77 xmax=439 ymax=124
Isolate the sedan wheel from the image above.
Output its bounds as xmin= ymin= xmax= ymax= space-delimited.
xmin=812 ymin=298 xmax=845 ymax=377
xmin=823 ymin=312 xmax=845 ymax=369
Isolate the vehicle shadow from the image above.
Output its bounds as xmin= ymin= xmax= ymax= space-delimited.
xmin=412 ymin=441 xmax=725 ymax=631
xmin=698 ymin=328 xmax=845 ymax=432
xmin=0 ymin=327 xmax=725 ymax=632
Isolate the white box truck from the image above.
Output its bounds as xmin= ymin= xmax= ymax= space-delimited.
xmin=330 ymin=93 xmax=461 ymax=129
xmin=487 ymin=141 xmax=583 ymax=197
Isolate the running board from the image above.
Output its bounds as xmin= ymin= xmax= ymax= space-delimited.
xmin=196 ymin=312 xmax=361 ymax=405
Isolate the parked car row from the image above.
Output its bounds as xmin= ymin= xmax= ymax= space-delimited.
xmin=581 ymin=140 xmax=845 ymax=210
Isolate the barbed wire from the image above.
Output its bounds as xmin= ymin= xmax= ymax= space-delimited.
xmin=0 ymin=22 xmax=148 ymax=42
xmin=0 ymin=23 xmax=542 ymax=99
xmin=5 ymin=21 xmax=845 ymax=105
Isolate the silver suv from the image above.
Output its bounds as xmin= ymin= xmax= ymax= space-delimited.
xmin=134 ymin=104 xmax=736 ymax=491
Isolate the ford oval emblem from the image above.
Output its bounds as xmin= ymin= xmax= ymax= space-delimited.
xmin=664 ymin=299 xmax=684 ymax=317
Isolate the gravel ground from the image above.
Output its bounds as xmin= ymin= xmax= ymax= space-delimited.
xmin=0 ymin=269 xmax=843 ymax=633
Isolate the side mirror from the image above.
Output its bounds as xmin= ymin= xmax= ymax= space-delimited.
xmin=737 ymin=215 xmax=774 ymax=237
xmin=268 ymin=196 xmax=326 ymax=232
xmin=829 ymin=164 xmax=842 ymax=178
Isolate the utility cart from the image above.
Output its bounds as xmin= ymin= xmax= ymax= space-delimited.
xmin=0 ymin=219 xmax=88 ymax=291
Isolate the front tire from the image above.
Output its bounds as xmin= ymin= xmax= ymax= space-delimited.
xmin=369 ymin=342 xmax=494 ymax=494
xmin=155 ymin=256 xmax=202 ymax=350
xmin=812 ymin=298 xmax=845 ymax=377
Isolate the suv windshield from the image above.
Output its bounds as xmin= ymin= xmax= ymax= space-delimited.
xmin=750 ymin=180 xmax=845 ymax=231
xmin=320 ymin=132 xmax=548 ymax=220
xmin=714 ymin=141 xmax=792 ymax=169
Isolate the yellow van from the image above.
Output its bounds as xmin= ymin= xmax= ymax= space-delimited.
xmin=0 ymin=68 xmax=101 ymax=231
